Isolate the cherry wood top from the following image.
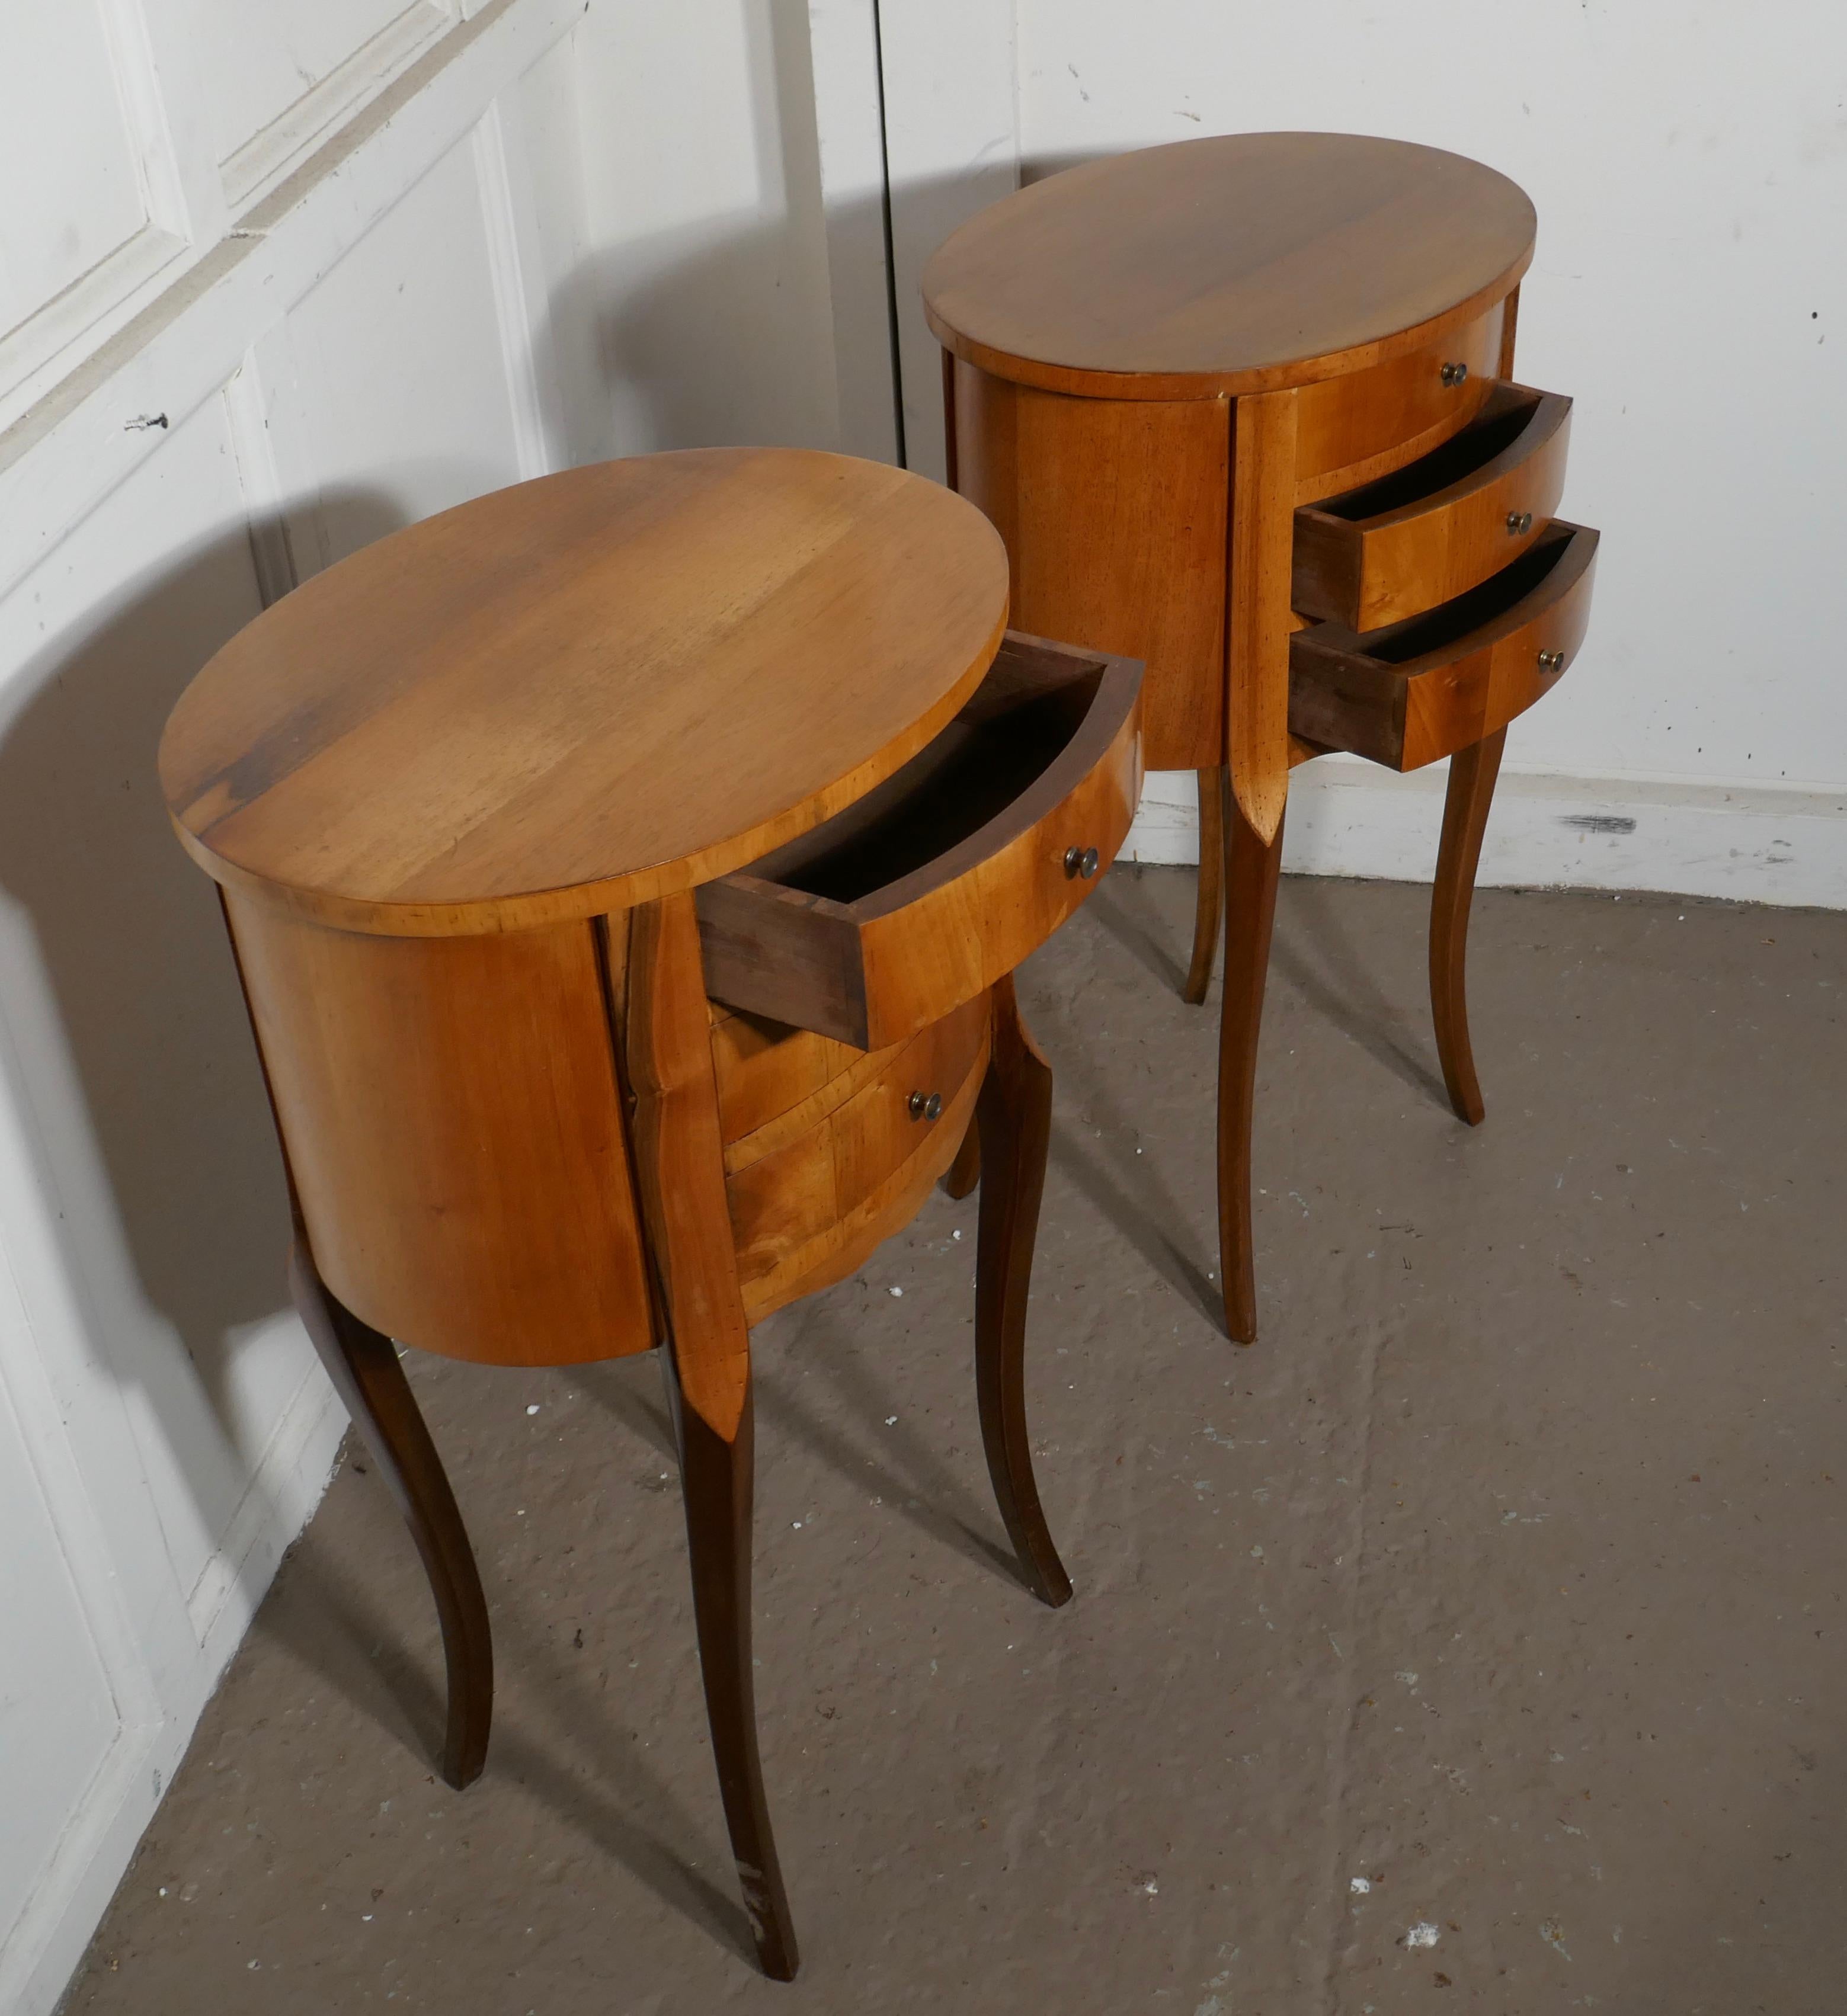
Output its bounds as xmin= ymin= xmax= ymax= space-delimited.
xmin=161 ymin=449 xmax=1010 ymax=935
xmin=922 ymin=133 xmax=1535 ymax=400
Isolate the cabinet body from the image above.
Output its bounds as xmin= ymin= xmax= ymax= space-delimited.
xmin=946 ymin=296 xmax=1530 ymax=776
xmin=924 ymin=132 xmax=1599 ymax=1344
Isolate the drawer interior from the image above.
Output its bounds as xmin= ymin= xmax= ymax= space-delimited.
xmin=742 ymin=640 xmax=1108 ymax=903
xmin=1355 ymin=521 xmax=1576 ymax=663
xmin=1304 ymin=382 xmax=1547 ymax=521
xmin=697 ymin=629 xmax=1140 ymax=1048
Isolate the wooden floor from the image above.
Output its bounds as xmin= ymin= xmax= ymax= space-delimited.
xmin=64 ymin=868 xmax=1846 ymax=2015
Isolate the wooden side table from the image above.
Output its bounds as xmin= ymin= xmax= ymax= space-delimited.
xmin=924 ymin=132 xmax=1599 ymax=1341
xmin=158 ymin=449 xmax=1142 ymax=1978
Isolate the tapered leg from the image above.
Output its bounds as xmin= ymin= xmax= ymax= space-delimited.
xmin=940 ymin=1120 xmax=982 ymax=1199
xmin=1429 ymin=727 xmax=1506 ymax=1126
xmin=288 ymin=1241 xmax=492 ymax=1790
xmin=664 ymin=1356 xmax=798 ymax=1980
xmin=973 ymin=975 xmax=1074 ymax=1608
xmin=1216 ymin=797 xmax=1286 ymax=1345
xmin=623 ymin=893 xmax=798 ymax=1980
xmin=1184 ymin=765 xmax=1227 ymax=1005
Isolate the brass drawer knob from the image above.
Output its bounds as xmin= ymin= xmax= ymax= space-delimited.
xmin=1537 ymin=648 xmax=1566 ymax=673
xmin=1439 ymin=360 xmax=1470 ymax=387
xmin=1506 ymin=509 xmax=1534 ymax=536
xmin=908 ymin=1091 xmax=943 ymax=1121
xmin=1064 ymin=844 xmax=1100 ymax=879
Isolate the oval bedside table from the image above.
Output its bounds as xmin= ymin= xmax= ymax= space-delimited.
xmin=923 ymin=132 xmax=1599 ymax=1342
xmin=158 ymin=448 xmax=1143 ymax=1979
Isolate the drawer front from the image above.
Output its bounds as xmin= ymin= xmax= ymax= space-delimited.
xmin=1291 ymin=303 xmax=1505 ymax=500
xmin=697 ymin=633 xmax=1143 ymax=1050
xmin=1294 ymin=383 xmax=1572 ymax=630
xmin=1289 ymin=521 xmax=1598 ymax=771
xmin=709 ymin=1004 xmax=868 ymax=1149
xmin=728 ymin=993 xmax=988 ymax=1320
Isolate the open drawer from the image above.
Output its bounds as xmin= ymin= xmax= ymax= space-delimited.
xmin=1294 ymin=382 xmax=1573 ymax=631
xmin=696 ymin=632 xmax=1142 ymax=1049
xmin=1289 ymin=520 xmax=1598 ymax=771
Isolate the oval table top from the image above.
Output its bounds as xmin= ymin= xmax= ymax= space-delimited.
xmin=161 ymin=448 xmax=1010 ymax=936
xmin=923 ymin=132 xmax=1535 ymax=400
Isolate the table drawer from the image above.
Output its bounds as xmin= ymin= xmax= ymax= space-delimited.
xmin=696 ymin=632 xmax=1142 ymax=1049
xmin=1293 ymin=382 xmax=1572 ymax=630
xmin=1292 ymin=303 xmax=1505 ymax=499
xmin=1289 ymin=520 xmax=1598 ymax=771
xmin=725 ymin=993 xmax=988 ymax=1320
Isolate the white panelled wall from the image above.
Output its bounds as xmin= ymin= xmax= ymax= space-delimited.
xmin=0 ymin=5 xmax=882 ymax=2009
xmin=3 ymin=1 xmax=1841 ymax=2006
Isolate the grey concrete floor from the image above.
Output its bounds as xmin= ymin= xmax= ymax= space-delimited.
xmin=63 ymin=868 xmax=1846 ymax=2014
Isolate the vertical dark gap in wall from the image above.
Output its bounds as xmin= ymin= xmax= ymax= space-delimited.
xmin=869 ymin=0 xmax=908 ymax=468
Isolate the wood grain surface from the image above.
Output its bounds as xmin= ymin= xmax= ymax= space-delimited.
xmin=949 ymin=363 xmax=1228 ymax=768
xmin=923 ymin=133 xmax=1535 ymax=400
xmin=1294 ymin=382 xmax=1573 ymax=630
xmin=709 ymin=1007 xmax=868 ymax=1152
xmin=1290 ymin=306 xmax=1502 ymax=498
xmin=1289 ymin=521 xmax=1598 ymax=770
xmin=622 ymin=892 xmax=753 ymax=1441
xmin=162 ymin=450 xmax=1010 ymax=936
xmin=728 ymin=995 xmax=988 ymax=1322
xmin=697 ymin=634 xmax=1142 ymax=1048
xmin=225 ymin=892 xmax=655 ymax=1366
xmin=1227 ymin=389 xmax=1299 ymax=844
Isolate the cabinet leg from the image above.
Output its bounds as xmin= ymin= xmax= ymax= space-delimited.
xmin=624 ymin=892 xmax=796 ymax=1977
xmin=974 ymin=975 xmax=1074 ymax=1608
xmin=1429 ymin=727 xmax=1506 ymax=1127
xmin=940 ymin=1120 xmax=982 ymax=1199
xmin=664 ymin=1354 xmax=799 ymax=1981
xmin=1216 ymin=796 xmax=1285 ymax=1345
xmin=1184 ymin=765 xmax=1227 ymax=1005
xmin=288 ymin=1241 xmax=492 ymax=1790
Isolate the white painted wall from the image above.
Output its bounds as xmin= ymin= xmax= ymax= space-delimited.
xmin=0 ymin=5 xmax=872 ymax=2009
xmin=876 ymin=1 xmax=1847 ymax=908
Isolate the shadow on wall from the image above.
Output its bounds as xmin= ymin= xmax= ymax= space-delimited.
xmin=0 ymin=492 xmax=405 ymax=1553
xmin=549 ymin=212 xmax=845 ymax=460
xmin=545 ymin=159 xmax=1135 ymax=479
xmin=544 ymin=179 xmax=963 ymax=474
xmin=537 ymin=0 xmax=872 ymax=465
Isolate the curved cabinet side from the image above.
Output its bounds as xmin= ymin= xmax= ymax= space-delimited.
xmin=225 ymin=892 xmax=657 ymax=1366
xmin=951 ymin=358 xmax=1228 ymax=772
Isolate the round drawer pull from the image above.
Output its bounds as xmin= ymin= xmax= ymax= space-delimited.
xmin=1506 ymin=509 xmax=1534 ymax=536
xmin=1439 ymin=360 xmax=1470 ymax=387
xmin=1537 ymin=648 xmax=1566 ymax=674
xmin=1064 ymin=844 xmax=1100 ymax=880
xmin=908 ymin=1091 xmax=943 ymax=1121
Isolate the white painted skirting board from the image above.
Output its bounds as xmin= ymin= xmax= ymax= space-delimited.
xmin=1126 ymin=762 xmax=1847 ymax=911
xmin=13 ymin=1366 xmax=345 ymax=2016
xmin=185 ymin=1356 xmax=347 ymax=1655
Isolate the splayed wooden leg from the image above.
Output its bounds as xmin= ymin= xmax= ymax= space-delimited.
xmin=665 ymin=1357 xmax=799 ymax=1980
xmin=626 ymin=891 xmax=798 ymax=1979
xmin=973 ymin=976 xmax=1073 ymax=1608
xmin=1430 ymin=727 xmax=1506 ymax=1127
xmin=1215 ymin=797 xmax=1285 ymax=1345
xmin=1184 ymin=765 xmax=1227 ymax=1004
xmin=289 ymin=1241 xmax=492 ymax=1790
